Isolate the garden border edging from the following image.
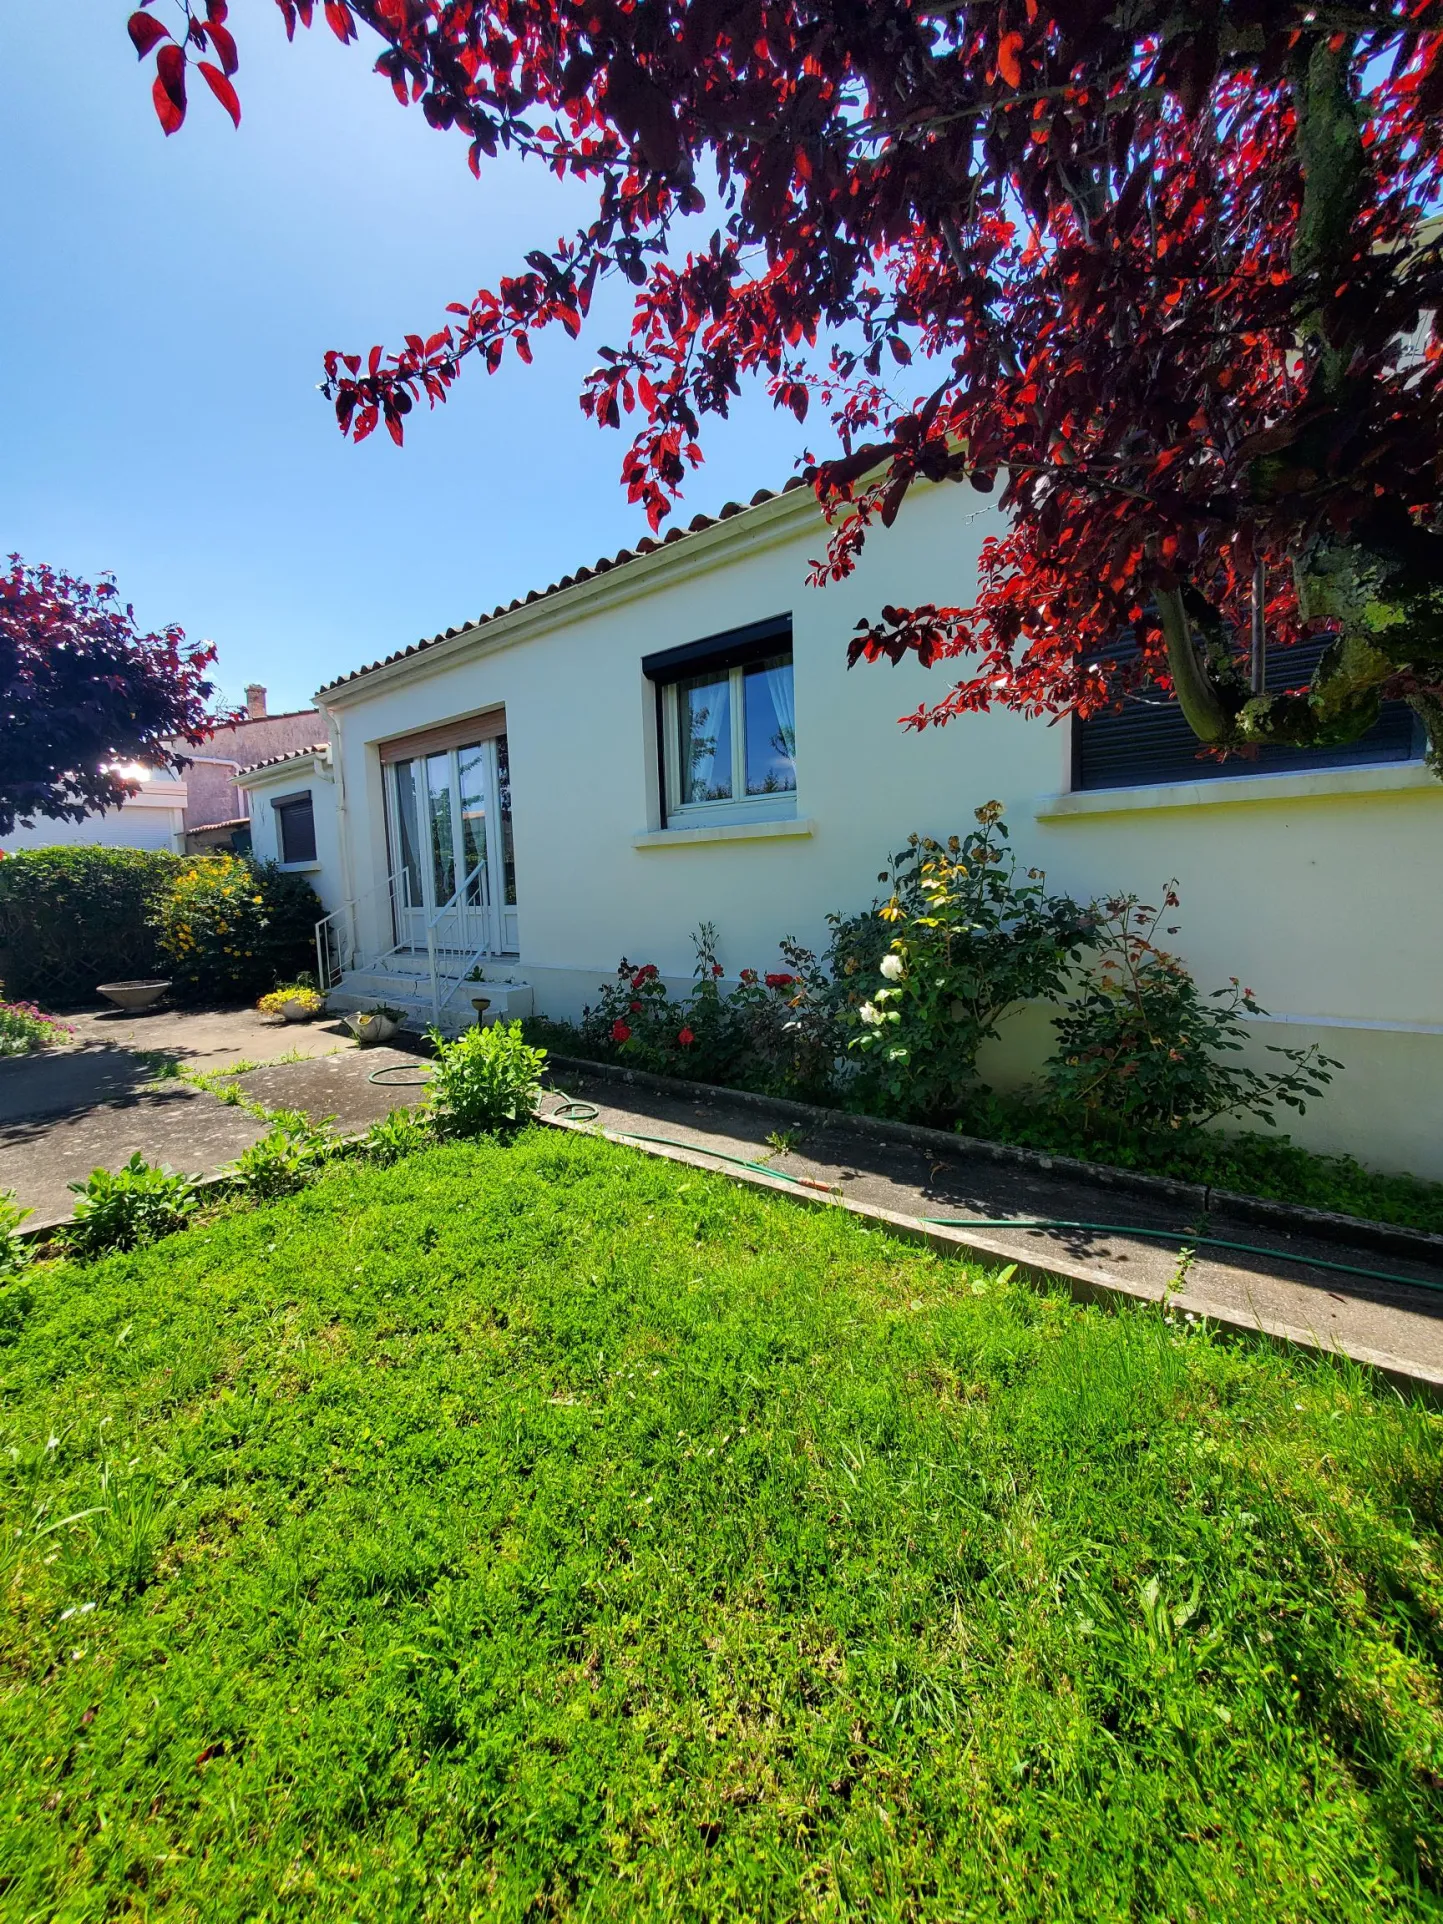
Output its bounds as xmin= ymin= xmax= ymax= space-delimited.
xmin=543 ymin=1051 xmax=1443 ymax=1266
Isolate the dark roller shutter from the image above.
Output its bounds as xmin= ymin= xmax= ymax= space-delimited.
xmin=1075 ymin=636 xmax=1425 ymax=792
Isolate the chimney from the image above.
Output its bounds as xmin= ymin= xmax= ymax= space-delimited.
xmin=244 ymin=683 xmax=268 ymax=720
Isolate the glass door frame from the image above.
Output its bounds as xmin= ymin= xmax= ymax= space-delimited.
xmin=383 ymin=734 xmax=518 ymax=957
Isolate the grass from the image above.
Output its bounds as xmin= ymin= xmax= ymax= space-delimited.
xmin=1 ymin=1129 xmax=1441 ymax=1921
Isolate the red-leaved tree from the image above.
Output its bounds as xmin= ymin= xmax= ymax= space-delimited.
xmin=128 ymin=2 xmax=1443 ymax=771
xmin=0 ymin=557 xmax=222 ymax=837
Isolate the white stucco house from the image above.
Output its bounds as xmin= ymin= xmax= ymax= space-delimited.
xmin=237 ymin=477 xmax=1442 ymax=1180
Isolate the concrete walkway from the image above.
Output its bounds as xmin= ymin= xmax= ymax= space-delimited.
xmin=538 ymin=1060 xmax=1443 ymax=1395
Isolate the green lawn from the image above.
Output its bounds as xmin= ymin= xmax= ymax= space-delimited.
xmin=1 ymin=1131 xmax=1441 ymax=1921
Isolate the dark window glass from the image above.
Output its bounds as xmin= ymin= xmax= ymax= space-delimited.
xmin=275 ymin=794 xmax=317 ymax=865
xmin=1075 ymin=636 xmax=1425 ymax=792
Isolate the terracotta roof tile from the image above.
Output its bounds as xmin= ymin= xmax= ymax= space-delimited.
xmin=237 ymin=743 xmax=328 ymax=776
xmin=317 ymin=477 xmax=810 ymax=696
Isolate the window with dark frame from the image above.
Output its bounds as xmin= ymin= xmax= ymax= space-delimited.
xmin=643 ymin=615 xmax=796 ymax=826
xmin=1073 ymin=634 xmax=1426 ymax=792
xmin=274 ymin=792 xmax=317 ymax=865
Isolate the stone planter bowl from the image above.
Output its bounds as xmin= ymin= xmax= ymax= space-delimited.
xmin=279 ymin=999 xmax=322 ymax=1023
xmin=97 ymin=979 xmax=170 ymax=1014
xmin=346 ymin=1010 xmax=400 ymax=1046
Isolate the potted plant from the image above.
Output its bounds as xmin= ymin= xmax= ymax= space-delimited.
xmin=258 ymin=981 xmax=328 ymax=1024
xmin=345 ymin=1005 xmax=404 ymax=1045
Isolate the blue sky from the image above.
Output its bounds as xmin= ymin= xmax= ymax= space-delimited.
xmin=0 ymin=4 xmax=812 ymax=713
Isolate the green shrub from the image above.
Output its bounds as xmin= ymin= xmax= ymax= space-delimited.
xmin=0 ymin=846 xmax=181 ymax=1005
xmin=428 ymin=1020 xmax=547 ymax=1136
xmin=842 ymin=803 xmax=1094 ymax=1120
xmin=361 ymin=1106 xmax=436 ymax=1165
xmin=228 ymin=1112 xmax=338 ymax=1200
xmin=0 ymin=999 xmax=75 ymax=1055
xmin=0 ymin=1190 xmax=33 ymax=1284
xmin=61 ymin=1154 xmax=200 ymax=1259
xmin=152 ymin=854 xmax=320 ymax=1003
xmin=1045 ymin=887 xmax=1340 ymax=1139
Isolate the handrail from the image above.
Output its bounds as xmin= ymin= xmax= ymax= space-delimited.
xmin=314 ymin=869 xmax=405 ymax=992
xmin=424 ymin=858 xmax=488 ymax=1023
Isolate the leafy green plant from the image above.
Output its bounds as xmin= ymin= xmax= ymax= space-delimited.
xmin=228 ymin=1112 xmax=338 ymax=1199
xmin=427 ymin=1020 xmax=547 ymax=1136
xmin=0 ymin=998 xmax=75 ymax=1056
xmin=61 ymin=1154 xmax=200 ymax=1258
xmin=362 ymin=1106 xmax=435 ymax=1165
xmin=844 ymin=803 xmax=1094 ymax=1120
xmin=0 ymin=845 xmax=181 ymax=1005
xmin=151 ymin=854 xmax=320 ymax=1003
xmin=1045 ymin=887 xmax=1341 ymax=1139
xmin=728 ymin=939 xmax=840 ymax=1101
xmin=0 ymin=1189 xmax=33 ymax=1283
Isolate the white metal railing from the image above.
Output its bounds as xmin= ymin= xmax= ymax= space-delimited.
xmin=315 ymin=859 xmax=497 ymax=1024
xmin=422 ymin=858 xmax=488 ymax=1023
xmin=314 ymin=869 xmax=406 ymax=994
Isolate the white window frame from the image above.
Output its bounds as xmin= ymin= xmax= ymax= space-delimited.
xmin=661 ymin=654 xmax=797 ymax=828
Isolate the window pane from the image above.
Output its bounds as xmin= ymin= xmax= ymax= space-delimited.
xmin=676 ymin=672 xmax=733 ymax=803
xmin=392 ymin=761 xmax=424 ymax=906
xmin=496 ymin=733 xmax=517 ymax=905
xmin=743 ymin=653 xmax=797 ymax=793
xmin=276 ymin=795 xmax=316 ymax=865
xmin=425 ymin=751 xmax=456 ymax=904
xmin=457 ymin=743 xmax=488 ymax=907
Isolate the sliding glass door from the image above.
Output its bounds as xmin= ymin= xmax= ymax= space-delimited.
xmin=386 ymin=734 xmax=518 ymax=955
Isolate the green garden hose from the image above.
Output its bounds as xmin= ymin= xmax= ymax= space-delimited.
xmin=367 ymin=1064 xmax=433 ymax=1087
xmin=918 ymin=1218 xmax=1439 ymax=1294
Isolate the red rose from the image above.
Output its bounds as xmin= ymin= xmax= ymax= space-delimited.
xmin=677 ymin=1026 xmax=695 ymax=1046
xmin=764 ymin=972 xmax=796 ymax=990
xmin=630 ymin=1000 xmax=642 ymax=1012
xmin=712 ymin=962 xmax=723 ymax=977
xmin=739 ymin=968 xmax=758 ymax=983
xmin=611 ymin=1020 xmax=632 ymax=1043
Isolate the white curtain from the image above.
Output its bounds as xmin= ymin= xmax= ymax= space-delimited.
xmin=764 ymin=658 xmax=796 ymax=783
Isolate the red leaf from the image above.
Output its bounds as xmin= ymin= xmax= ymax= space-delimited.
xmin=998 ymin=32 xmax=1024 ymax=88
xmin=199 ymin=62 xmax=241 ymax=127
xmin=127 ymin=10 xmax=170 ymax=58
xmin=205 ymin=19 xmax=239 ymax=75
xmin=152 ymin=44 xmax=187 ymax=134
xmin=323 ymin=1 xmax=357 ymax=43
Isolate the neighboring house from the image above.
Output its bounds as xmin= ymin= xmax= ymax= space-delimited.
xmin=1 ymin=684 xmax=322 ymax=857
xmin=238 ymin=479 xmax=1443 ymax=1180
xmin=169 ymin=685 xmax=323 ymax=853
xmin=1 ymin=763 xmax=192 ymax=854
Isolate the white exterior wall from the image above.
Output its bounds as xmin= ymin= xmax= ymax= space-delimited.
xmin=238 ymin=756 xmax=344 ymax=916
xmin=319 ymin=482 xmax=1443 ymax=1179
xmin=2 ymin=779 xmax=188 ymax=853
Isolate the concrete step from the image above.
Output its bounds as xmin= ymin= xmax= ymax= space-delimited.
xmin=326 ymin=971 xmax=534 ymax=1038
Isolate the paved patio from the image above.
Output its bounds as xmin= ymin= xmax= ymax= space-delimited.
xmin=0 ymin=1008 xmax=426 ymax=1226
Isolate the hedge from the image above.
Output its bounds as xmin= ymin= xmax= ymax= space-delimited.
xmin=0 ymin=847 xmax=322 ymax=1008
xmin=0 ymin=847 xmax=181 ymax=1005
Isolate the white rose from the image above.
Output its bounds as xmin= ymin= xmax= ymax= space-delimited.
xmin=859 ymin=1002 xmax=881 ymax=1026
xmin=879 ymin=953 xmax=904 ymax=982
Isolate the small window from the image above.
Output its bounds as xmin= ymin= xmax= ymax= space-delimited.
xmin=643 ymin=616 xmax=796 ymax=826
xmin=665 ymin=652 xmax=796 ymax=816
xmin=274 ymin=793 xmax=317 ymax=865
